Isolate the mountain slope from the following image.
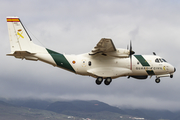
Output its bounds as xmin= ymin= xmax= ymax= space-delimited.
xmin=46 ymin=100 xmax=126 ymax=114
xmin=2 ymin=99 xmax=180 ymax=120
xmin=0 ymin=100 xmax=75 ymax=120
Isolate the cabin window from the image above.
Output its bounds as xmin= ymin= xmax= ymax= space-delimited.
xmin=88 ymin=61 xmax=91 ymax=66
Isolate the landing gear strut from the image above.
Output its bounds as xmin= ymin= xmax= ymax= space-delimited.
xmin=155 ymin=78 xmax=160 ymax=83
xmin=96 ymin=77 xmax=103 ymax=85
xmin=104 ymin=77 xmax=112 ymax=85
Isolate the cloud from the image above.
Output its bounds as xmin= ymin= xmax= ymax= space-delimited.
xmin=0 ymin=0 xmax=179 ymax=111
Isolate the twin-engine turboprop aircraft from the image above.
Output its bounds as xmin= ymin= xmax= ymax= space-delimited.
xmin=6 ymin=17 xmax=176 ymax=85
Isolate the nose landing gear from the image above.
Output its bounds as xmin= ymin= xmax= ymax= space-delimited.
xmin=155 ymin=78 xmax=160 ymax=83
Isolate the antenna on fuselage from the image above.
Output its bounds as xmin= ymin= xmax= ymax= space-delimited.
xmin=153 ymin=52 xmax=156 ymax=55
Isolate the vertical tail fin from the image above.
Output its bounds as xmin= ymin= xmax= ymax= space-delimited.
xmin=7 ymin=17 xmax=34 ymax=53
xmin=6 ymin=17 xmax=58 ymax=65
xmin=6 ymin=17 xmax=45 ymax=61
xmin=6 ymin=17 xmax=74 ymax=69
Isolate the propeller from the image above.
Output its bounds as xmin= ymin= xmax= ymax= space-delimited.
xmin=129 ymin=41 xmax=135 ymax=70
xmin=130 ymin=41 xmax=135 ymax=56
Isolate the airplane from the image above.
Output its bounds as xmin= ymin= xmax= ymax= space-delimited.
xmin=6 ymin=17 xmax=176 ymax=85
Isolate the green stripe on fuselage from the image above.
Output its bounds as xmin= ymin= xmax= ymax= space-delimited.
xmin=134 ymin=55 xmax=150 ymax=66
xmin=134 ymin=55 xmax=156 ymax=75
xmin=46 ymin=48 xmax=75 ymax=73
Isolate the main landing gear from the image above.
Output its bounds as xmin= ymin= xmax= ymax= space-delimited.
xmin=96 ymin=77 xmax=112 ymax=85
xmin=96 ymin=77 xmax=103 ymax=85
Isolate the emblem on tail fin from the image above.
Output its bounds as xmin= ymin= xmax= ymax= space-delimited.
xmin=17 ymin=29 xmax=24 ymax=39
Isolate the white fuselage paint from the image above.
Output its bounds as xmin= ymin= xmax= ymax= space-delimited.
xmin=64 ymin=53 xmax=175 ymax=79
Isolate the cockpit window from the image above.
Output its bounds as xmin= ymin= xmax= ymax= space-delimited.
xmin=155 ymin=58 xmax=167 ymax=63
xmin=155 ymin=58 xmax=159 ymax=63
xmin=162 ymin=58 xmax=167 ymax=62
xmin=159 ymin=59 xmax=163 ymax=62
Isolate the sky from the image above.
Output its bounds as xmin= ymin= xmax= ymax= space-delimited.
xmin=0 ymin=0 xmax=180 ymax=111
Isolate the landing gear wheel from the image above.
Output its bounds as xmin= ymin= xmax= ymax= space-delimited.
xmin=104 ymin=77 xmax=112 ymax=85
xmin=170 ymin=74 xmax=173 ymax=78
xmin=155 ymin=78 xmax=160 ymax=83
xmin=96 ymin=77 xmax=103 ymax=85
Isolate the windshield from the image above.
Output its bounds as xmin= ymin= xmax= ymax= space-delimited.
xmin=155 ymin=58 xmax=167 ymax=63
xmin=162 ymin=58 xmax=167 ymax=62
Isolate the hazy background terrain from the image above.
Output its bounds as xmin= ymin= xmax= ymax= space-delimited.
xmin=0 ymin=0 xmax=180 ymax=111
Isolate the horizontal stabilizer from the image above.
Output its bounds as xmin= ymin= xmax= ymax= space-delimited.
xmin=7 ymin=51 xmax=38 ymax=61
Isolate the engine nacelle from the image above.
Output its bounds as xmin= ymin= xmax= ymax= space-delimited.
xmin=106 ymin=48 xmax=130 ymax=58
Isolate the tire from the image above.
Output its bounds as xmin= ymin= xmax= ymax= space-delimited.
xmin=104 ymin=77 xmax=112 ymax=85
xmin=96 ymin=77 xmax=103 ymax=85
xmin=155 ymin=78 xmax=160 ymax=83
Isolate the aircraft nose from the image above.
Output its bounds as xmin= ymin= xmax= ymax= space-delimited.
xmin=174 ymin=67 xmax=176 ymax=72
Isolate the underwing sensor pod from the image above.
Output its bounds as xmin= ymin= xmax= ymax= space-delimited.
xmin=6 ymin=17 xmax=176 ymax=85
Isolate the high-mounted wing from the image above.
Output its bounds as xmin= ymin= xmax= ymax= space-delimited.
xmin=89 ymin=38 xmax=116 ymax=55
xmin=89 ymin=38 xmax=130 ymax=58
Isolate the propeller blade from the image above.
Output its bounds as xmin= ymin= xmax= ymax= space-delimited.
xmin=130 ymin=41 xmax=135 ymax=55
xmin=129 ymin=41 xmax=135 ymax=70
xmin=130 ymin=53 xmax=132 ymax=70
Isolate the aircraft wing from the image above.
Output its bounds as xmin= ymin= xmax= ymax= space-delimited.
xmin=87 ymin=67 xmax=132 ymax=78
xmin=89 ymin=38 xmax=116 ymax=55
xmin=89 ymin=38 xmax=130 ymax=58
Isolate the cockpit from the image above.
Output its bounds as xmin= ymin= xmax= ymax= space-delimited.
xmin=155 ymin=58 xmax=167 ymax=63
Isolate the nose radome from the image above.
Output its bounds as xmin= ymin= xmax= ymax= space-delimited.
xmin=174 ymin=67 xmax=176 ymax=72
